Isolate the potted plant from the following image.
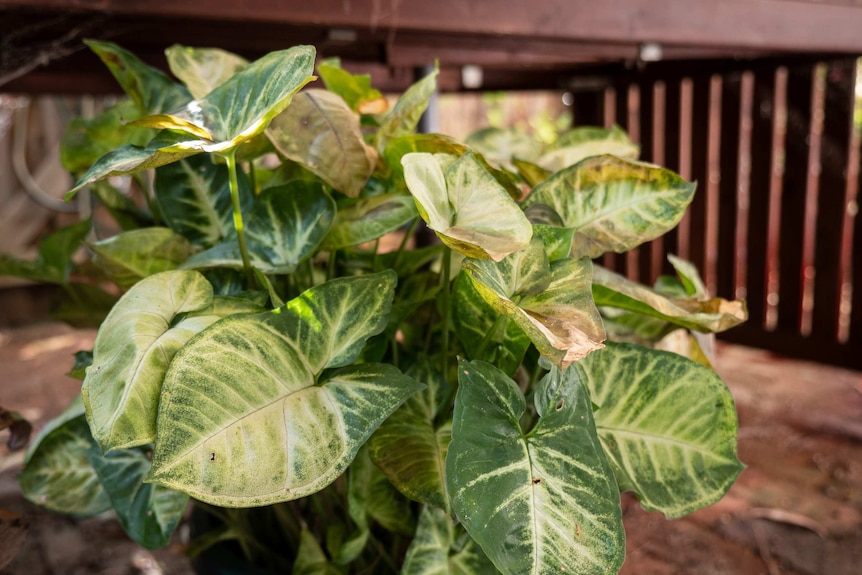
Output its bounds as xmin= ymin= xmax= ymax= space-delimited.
xmin=4 ymin=41 xmax=747 ymax=574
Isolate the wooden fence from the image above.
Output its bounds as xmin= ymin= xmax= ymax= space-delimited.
xmin=572 ymin=56 xmax=861 ymax=369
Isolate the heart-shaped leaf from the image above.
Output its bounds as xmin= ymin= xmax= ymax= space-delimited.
xmin=165 ymin=45 xmax=248 ymax=100
xmin=368 ymin=360 xmax=452 ymax=513
xmin=401 ymin=505 xmax=498 ymax=575
xmin=322 ymin=193 xmax=417 ymax=250
xmin=577 ymin=342 xmax=744 ymax=518
xmin=317 ymin=61 xmax=387 ymax=114
xmin=149 ymin=271 xmax=423 ymax=506
xmin=85 ymin=40 xmax=191 ymax=115
xmin=538 ymin=125 xmax=639 ymax=173
xmin=19 ymin=397 xmax=111 ymax=517
xmin=83 ymin=270 xmax=260 ymax=452
xmin=182 ymin=182 xmax=335 ymax=274
xmin=375 ymin=65 xmax=438 ymax=153
xmin=592 ymin=265 xmax=747 ymax=333
xmin=267 ymin=89 xmax=378 ymax=198
xmin=67 ymin=46 xmax=316 ymax=199
xmin=155 ymin=155 xmax=253 ymax=246
xmin=91 ymin=227 xmax=193 ymax=289
xmin=88 ymin=446 xmax=189 ymax=549
xmin=513 ymin=158 xmax=551 ymax=188
xmin=402 ymin=152 xmax=532 ymax=261
xmin=522 ymin=155 xmax=696 ymax=258
xmin=446 ymin=359 xmax=625 ymax=575
xmin=463 ymin=239 xmax=605 ymax=369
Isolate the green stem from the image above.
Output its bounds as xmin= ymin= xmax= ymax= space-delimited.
xmin=441 ymin=248 xmax=452 ymax=391
xmin=391 ymin=218 xmax=419 ymax=271
xmin=327 ymin=249 xmax=337 ymax=281
xmin=247 ymin=161 xmax=257 ymax=194
xmin=225 ymin=151 xmax=255 ymax=286
xmin=474 ymin=315 xmax=507 ymax=360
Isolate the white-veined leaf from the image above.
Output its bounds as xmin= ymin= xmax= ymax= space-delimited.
xmin=577 ymin=342 xmax=744 ymax=518
xmin=401 ymin=506 xmax=498 ymax=575
xmin=446 ymin=359 xmax=625 ymax=575
xmin=148 ymin=271 xmax=423 ymax=506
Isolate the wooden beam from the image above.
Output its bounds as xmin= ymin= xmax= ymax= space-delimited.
xmin=3 ymin=0 xmax=862 ymax=53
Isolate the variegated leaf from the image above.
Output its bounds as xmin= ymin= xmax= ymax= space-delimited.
xmin=401 ymin=506 xmax=497 ymax=575
xmin=148 ymin=272 xmax=423 ymax=506
xmin=577 ymin=342 xmax=744 ymax=518
xmin=19 ymin=397 xmax=110 ymax=518
xmin=538 ymin=125 xmax=639 ymax=173
xmin=402 ymin=152 xmax=532 ymax=261
xmin=322 ymin=193 xmax=418 ymax=250
xmin=375 ymin=65 xmax=438 ymax=153
xmin=466 ymin=127 xmax=541 ymax=171
xmin=267 ymin=89 xmax=377 ymax=198
xmin=446 ymin=359 xmax=625 ymax=575
xmin=90 ymin=227 xmax=193 ymax=290
xmin=592 ymin=265 xmax=747 ymax=333
xmin=463 ymin=239 xmax=605 ymax=369
xmin=522 ymin=155 xmax=695 ymax=258
xmin=368 ymin=360 xmax=452 ymax=513
xmin=165 ymin=45 xmax=248 ymax=100
xmin=88 ymin=446 xmax=189 ymax=549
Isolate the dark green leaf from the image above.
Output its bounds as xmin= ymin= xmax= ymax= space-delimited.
xmin=322 ymin=193 xmax=417 ymax=250
xmin=91 ymin=227 xmax=193 ymax=289
xmin=446 ymin=360 xmax=625 ymax=575
xmin=577 ymin=342 xmax=744 ymax=518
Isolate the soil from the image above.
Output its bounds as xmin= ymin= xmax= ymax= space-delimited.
xmin=1 ymin=322 xmax=860 ymax=574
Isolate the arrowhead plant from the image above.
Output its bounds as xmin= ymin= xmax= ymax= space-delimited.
xmin=10 ymin=41 xmax=746 ymax=573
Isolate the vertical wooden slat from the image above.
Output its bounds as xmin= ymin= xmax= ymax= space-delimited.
xmin=661 ymin=78 xmax=683 ymax=273
xmin=612 ymin=82 xmax=632 ymax=277
xmin=776 ymin=64 xmax=815 ymax=334
xmin=687 ymin=75 xmax=711 ymax=276
xmin=572 ymin=90 xmax=605 ymax=126
xmin=638 ymin=81 xmax=656 ymax=284
xmin=745 ymin=66 xmax=778 ymax=328
xmin=810 ymin=59 xmax=854 ymax=341
xmin=717 ymin=73 xmax=742 ymax=300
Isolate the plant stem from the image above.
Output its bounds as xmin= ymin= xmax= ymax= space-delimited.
xmin=225 ymin=150 xmax=255 ymax=286
xmin=391 ymin=218 xmax=419 ymax=271
xmin=327 ymin=249 xmax=336 ymax=281
xmin=247 ymin=161 xmax=257 ymax=194
xmin=441 ymin=248 xmax=452 ymax=390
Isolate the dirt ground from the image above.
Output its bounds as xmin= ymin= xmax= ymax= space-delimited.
xmin=1 ymin=322 xmax=861 ymax=575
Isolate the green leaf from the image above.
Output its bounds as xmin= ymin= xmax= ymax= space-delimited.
xmin=512 ymin=159 xmax=551 ymax=188
xmin=667 ymin=254 xmax=707 ymax=297
xmin=85 ymin=40 xmax=191 ymax=114
xmin=149 ymin=271 xmax=423 ymax=506
xmin=294 ymin=530 xmax=343 ymax=575
xmin=165 ymin=45 xmax=249 ymax=100
xmin=61 ymin=99 xmax=152 ymax=175
xmin=368 ymin=360 xmax=452 ymax=513
xmin=592 ymin=265 xmax=747 ymax=333
xmin=446 ymin=360 xmax=625 ymax=575
xmin=0 ymin=220 xmax=90 ymax=284
xmin=464 ymin=239 xmax=605 ymax=369
xmin=182 ymin=182 xmax=335 ymax=274
xmin=577 ymin=342 xmax=744 ymax=518
xmin=522 ymin=155 xmax=696 ymax=258
xmin=322 ymin=193 xmax=417 ymax=250
xmin=87 ymin=446 xmax=189 ymax=548
xmin=82 ymin=270 xmax=228 ymax=451
xmin=401 ymin=506 xmax=498 ymax=575
xmin=466 ymin=127 xmax=542 ymax=171
xmin=452 ymin=273 xmax=530 ymax=376
xmin=402 ymin=152 xmax=532 ymax=261
xmin=67 ymin=46 xmax=316 ymax=199
xmin=375 ymin=65 xmax=438 ymax=153
xmin=91 ymin=227 xmax=193 ymax=290
xmin=267 ymin=89 xmax=378 ymax=198
xmin=155 ymin=155 xmax=253 ymax=246
xmin=538 ymin=125 xmax=639 ymax=173
xmin=19 ymin=397 xmax=111 ymax=517
xmin=132 ymin=45 xmax=316 ymax=146
xmin=317 ymin=62 xmax=387 ymax=114
xmin=91 ymin=181 xmax=154 ymax=231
